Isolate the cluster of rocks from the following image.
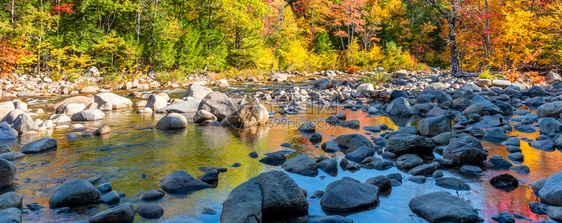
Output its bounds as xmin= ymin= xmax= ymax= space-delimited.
xmin=0 ymin=93 xmax=128 ymax=140
xmin=218 ymin=70 xmax=562 ymax=222
xmin=155 ymin=84 xmax=270 ymax=130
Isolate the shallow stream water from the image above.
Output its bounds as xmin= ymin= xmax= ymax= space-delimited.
xmin=1 ymin=81 xmax=560 ymax=223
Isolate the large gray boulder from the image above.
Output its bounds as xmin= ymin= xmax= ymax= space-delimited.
xmin=71 ymin=109 xmax=105 ymax=121
xmin=418 ymin=115 xmax=451 ymax=137
xmin=58 ymin=103 xmax=85 ymax=115
xmin=20 ymin=138 xmax=57 ymax=154
xmin=50 ymin=96 xmax=94 ymax=113
xmin=198 ymin=92 xmax=237 ymax=121
xmin=12 ymin=113 xmax=36 ymax=134
xmin=320 ymin=177 xmax=379 ymax=211
xmin=333 ymin=134 xmax=374 ymax=153
xmin=49 ymin=179 xmax=100 ymax=208
xmin=221 ymin=100 xmax=269 ymax=128
xmin=159 ymin=170 xmax=211 ymax=194
xmin=0 ymin=122 xmax=17 ymax=140
xmin=156 ymin=98 xmax=201 ymax=113
xmin=89 ymin=202 xmax=135 ymax=223
xmin=94 ymin=93 xmax=133 ymax=110
xmin=385 ymin=133 xmax=435 ymax=156
xmin=146 ymin=94 xmax=168 ymax=111
xmin=156 ymin=113 xmax=188 ymax=130
xmin=537 ymin=101 xmax=562 ymax=118
xmin=443 ymin=135 xmax=488 ymax=166
xmin=181 ymin=85 xmax=213 ymax=100
xmin=0 ymin=158 xmax=16 ymax=189
xmin=409 ymin=191 xmax=481 ymax=222
xmin=220 ymin=171 xmax=308 ymax=222
xmin=220 ymin=179 xmax=262 ymax=223
xmin=386 ymin=97 xmax=413 ymax=117
xmin=538 ymin=171 xmax=562 ymax=206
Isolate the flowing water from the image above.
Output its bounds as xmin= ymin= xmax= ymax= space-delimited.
xmin=1 ymin=82 xmax=561 ymax=222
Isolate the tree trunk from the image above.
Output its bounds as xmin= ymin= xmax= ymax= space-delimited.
xmin=448 ymin=18 xmax=460 ymax=75
xmin=136 ymin=0 xmax=141 ymax=69
xmin=11 ymin=0 xmax=14 ymax=24
xmin=271 ymin=48 xmax=276 ymax=73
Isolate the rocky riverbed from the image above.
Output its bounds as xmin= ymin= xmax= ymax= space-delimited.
xmin=2 ymin=70 xmax=562 ymax=222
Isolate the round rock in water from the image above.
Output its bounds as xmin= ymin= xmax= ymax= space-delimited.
xmin=320 ymin=177 xmax=379 ymax=211
xmin=156 ymin=113 xmax=188 ymax=130
xmin=141 ymin=190 xmax=165 ymax=201
xmin=49 ymin=179 xmax=101 ymax=208
xmin=136 ymin=204 xmax=164 ymax=219
xmin=489 ymin=174 xmax=519 ymax=191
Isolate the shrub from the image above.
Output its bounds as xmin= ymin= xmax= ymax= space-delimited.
xmin=361 ymin=73 xmax=391 ymax=86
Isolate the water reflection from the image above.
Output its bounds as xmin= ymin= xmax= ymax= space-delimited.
xmin=0 ymin=93 xmax=561 ymax=222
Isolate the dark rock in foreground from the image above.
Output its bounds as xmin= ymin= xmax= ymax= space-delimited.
xmin=49 ymin=179 xmax=100 ymax=208
xmin=220 ymin=171 xmax=308 ymax=222
xmin=409 ymin=191 xmax=481 ymax=222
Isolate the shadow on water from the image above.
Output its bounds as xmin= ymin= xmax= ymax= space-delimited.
xmin=0 ymin=92 xmax=561 ymax=222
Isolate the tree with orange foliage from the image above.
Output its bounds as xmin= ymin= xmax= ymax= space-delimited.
xmin=328 ymin=0 xmax=367 ymax=50
xmin=0 ymin=36 xmax=32 ymax=77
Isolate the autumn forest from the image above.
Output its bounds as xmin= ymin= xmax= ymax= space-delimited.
xmin=0 ymin=0 xmax=560 ymax=79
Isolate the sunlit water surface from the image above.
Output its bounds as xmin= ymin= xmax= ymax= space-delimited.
xmin=0 ymin=82 xmax=560 ymax=223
